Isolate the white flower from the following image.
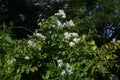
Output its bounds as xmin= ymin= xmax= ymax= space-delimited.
xmin=61 ymin=70 xmax=66 ymax=76
xmin=69 ymin=42 xmax=75 ymax=47
xmin=70 ymin=32 xmax=78 ymax=37
xmin=24 ymin=56 xmax=30 ymax=60
xmin=57 ymin=59 xmax=63 ymax=64
xmin=55 ymin=9 xmax=66 ymax=18
xmin=40 ymin=35 xmax=46 ymax=40
xmin=66 ymin=63 xmax=72 ymax=69
xmin=28 ymin=40 xmax=36 ymax=47
xmin=68 ymin=20 xmax=75 ymax=27
xmin=38 ymin=22 xmax=41 ymax=26
xmin=54 ymin=12 xmax=60 ymax=16
xmin=57 ymin=59 xmax=63 ymax=68
xmin=64 ymin=32 xmax=71 ymax=40
xmin=63 ymin=20 xmax=75 ymax=27
xmin=58 ymin=9 xmax=66 ymax=18
xmin=67 ymin=69 xmax=73 ymax=75
xmin=66 ymin=63 xmax=73 ymax=75
xmin=73 ymin=38 xmax=80 ymax=43
xmin=62 ymin=22 xmax=67 ymax=27
xmin=34 ymin=33 xmax=42 ymax=37
xmin=64 ymin=32 xmax=79 ymax=40
xmin=33 ymin=33 xmax=46 ymax=40
xmin=58 ymin=63 xmax=63 ymax=68
xmin=61 ymin=15 xmax=66 ymax=18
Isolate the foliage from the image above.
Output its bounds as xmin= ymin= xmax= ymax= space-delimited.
xmin=0 ymin=9 xmax=120 ymax=80
xmin=1 ymin=0 xmax=120 ymax=44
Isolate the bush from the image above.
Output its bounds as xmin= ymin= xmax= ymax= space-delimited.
xmin=0 ymin=9 xmax=120 ymax=80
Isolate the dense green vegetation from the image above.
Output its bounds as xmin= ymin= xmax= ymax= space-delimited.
xmin=0 ymin=0 xmax=120 ymax=80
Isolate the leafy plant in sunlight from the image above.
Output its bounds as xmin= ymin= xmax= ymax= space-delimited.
xmin=0 ymin=24 xmax=48 ymax=80
xmin=37 ymin=9 xmax=119 ymax=80
xmin=0 ymin=9 xmax=120 ymax=80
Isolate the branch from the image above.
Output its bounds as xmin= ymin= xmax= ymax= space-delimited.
xmin=12 ymin=26 xmax=33 ymax=34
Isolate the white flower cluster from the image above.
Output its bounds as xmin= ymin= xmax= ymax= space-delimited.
xmin=57 ymin=59 xmax=63 ymax=68
xmin=55 ymin=9 xmax=66 ymax=18
xmin=33 ymin=33 xmax=46 ymax=40
xmin=57 ymin=59 xmax=73 ymax=76
xmin=64 ymin=32 xmax=78 ymax=40
xmin=65 ymin=63 xmax=73 ymax=75
xmin=63 ymin=20 xmax=75 ymax=27
xmin=73 ymin=38 xmax=80 ymax=43
xmin=64 ymin=32 xmax=80 ymax=47
xmin=57 ymin=19 xmax=75 ymax=28
xmin=69 ymin=41 xmax=75 ymax=47
xmin=27 ymin=32 xmax=46 ymax=49
xmin=24 ymin=55 xmax=30 ymax=60
xmin=55 ymin=9 xmax=75 ymax=28
xmin=64 ymin=32 xmax=71 ymax=40
xmin=69 ymin=38 xmax=80 ymax=47
xmin=28 ymin=40 xmax=36 ymax=47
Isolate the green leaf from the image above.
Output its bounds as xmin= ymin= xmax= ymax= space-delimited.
xmin=44 ymin=71 xmax=51 ymax=79
xmin=17 ymin=69 xmax=21 ymax=74
xmin=30 ymin=67 xmax=38 ymax=72
xmin=88 ymin=40 xmax=96 ymax=45
xmin=26 ymin=68 xmax=30 ymax=74
xmin=91 ymin=45 xmax=97 ymax=50
xmin=4 ymin=35 xmax=13 ymax=44
xmin=84 ymin=62 xmax=92 ymax=72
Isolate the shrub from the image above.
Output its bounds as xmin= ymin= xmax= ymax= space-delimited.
xmin=0 ymin=9 xmax=120 ymax=80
